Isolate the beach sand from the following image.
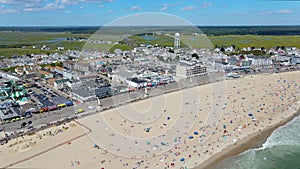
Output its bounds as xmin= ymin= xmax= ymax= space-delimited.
xmin=1 ymin=71 xmax=299 ymax=169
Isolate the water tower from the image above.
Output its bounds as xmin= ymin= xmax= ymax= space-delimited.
xmin=174 ymin=32 xmax=180 ymax=49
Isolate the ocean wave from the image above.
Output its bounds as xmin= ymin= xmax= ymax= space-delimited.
xmin=262 ymin=115 xmax=300 ymax=149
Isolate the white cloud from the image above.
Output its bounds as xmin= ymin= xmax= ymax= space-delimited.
xmin=181 ymin=6 xmax=197 ymax=11
xmin=0 ymin=0 xmax=42 ymax=4
xmin=24 ymin=0 xmax=65 ymax=12
xmin=130 ymin=5 xmax=141 ymax=11
xmin=23 ymin=7 xmax=42 ymax=12
xmin=61 ymin=0 xmax=114 ymax=5
xmin=278 ymin=9 xmax=294 ymax=14
xmin=260 ymin=11 xmax=273 ymax=15
xmin=98 ymin=4 xmax=104 ymax=8
xmin=160 ymin=6 xmax=167 ymax=12
xmin=201 ymin=2 xmax=212 ymax=8
xmin=0 ymin=5 xmax=19 ymax=14
xmin=260 ymin=9 xmax=295 ymax=15
xmin=107 ymin=9 xmax=112 ymax=12
xmin=0 ymin=0 xmax=115 ymax=13
xmin=44 ymin=3 xmax=64 ymax=10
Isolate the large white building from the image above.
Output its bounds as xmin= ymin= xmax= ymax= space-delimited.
xmin=176 ymin=61 xmax=207 ymax=78
xmin=63 ymin=70 xmax=78 ymax=80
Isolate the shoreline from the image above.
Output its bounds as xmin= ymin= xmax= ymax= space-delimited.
xmin=195 ymin=108 xmax=300 ymax=169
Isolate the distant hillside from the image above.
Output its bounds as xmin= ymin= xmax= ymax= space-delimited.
xmin=199 ymin=26 xmax=300 ymax=36
xmin=0 ymin=26 xmax=300 ymax=36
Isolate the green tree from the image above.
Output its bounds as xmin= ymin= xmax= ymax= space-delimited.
xmin=192 ymin=53 xmax=199 ymax=59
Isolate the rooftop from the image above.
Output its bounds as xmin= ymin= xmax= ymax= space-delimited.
xmin=72 ymin=88 xmax=95 ymax=98
xmin=55 ymin=78 xmax=70 ymax=84
xmin=51 ymin=96 xmax=70 ymax=105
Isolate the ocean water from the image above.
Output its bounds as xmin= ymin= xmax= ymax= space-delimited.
xmin=209 ymin=115 xmax=300 ymax=169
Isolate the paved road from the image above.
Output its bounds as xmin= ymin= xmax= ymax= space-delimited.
xmin=0 ymin=74 xmax=222 ymax=133
xmin=1 ymin=67 xmax=299 ymax=134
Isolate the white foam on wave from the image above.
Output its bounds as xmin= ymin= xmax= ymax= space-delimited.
xmin=221 ymin=115 xmax=300 ymax=169
xmin=261 ymin=115 xmax=300 ymax=149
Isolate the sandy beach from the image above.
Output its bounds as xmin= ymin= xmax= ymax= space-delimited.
xmin=1 ymin=71 xmax=300 ymax=169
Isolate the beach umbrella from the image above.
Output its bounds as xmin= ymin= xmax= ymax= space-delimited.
xmin=145 ymin=127 xmax=150 ymax=132
xmin=180 ymin=158 xmax=185 ymax=162
xmin=248 ymin=113 xmax=253 ymax=117
xmin=193 ymin=131 xmax=199 ymax=135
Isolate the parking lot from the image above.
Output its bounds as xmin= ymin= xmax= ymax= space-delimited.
xmin=28 ymin=84 xmax=61 ymax=102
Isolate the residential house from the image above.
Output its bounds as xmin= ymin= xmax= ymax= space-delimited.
xmin=44 ymin=66 xmax=56 ymax=72
xmin=63 ymin=60 xmax=75 ymax=70
xmin=38 ymin=70 xmax=53 ymax=79
xmin=54 ymin=66 xmax=64 ymax=74
xmin=46 ymin=78 xmax=57 ymax=86
xmin=53 ymin=78 xmax=70 ymax=90
xmin=74 ymin=61 xmax=93 ymax=73
xmin=63 ymin=70 xmax=78 ymax=80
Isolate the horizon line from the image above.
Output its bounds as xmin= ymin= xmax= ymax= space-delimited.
xmin=0 ymin=24 xmax=300 ymax=28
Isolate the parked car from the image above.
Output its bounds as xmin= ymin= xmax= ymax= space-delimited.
xmin=75 ymin=109 xmax=85 ymax=114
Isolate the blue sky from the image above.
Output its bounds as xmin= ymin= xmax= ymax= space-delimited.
xmin=0 ymin=0 xmax=299 ymax=26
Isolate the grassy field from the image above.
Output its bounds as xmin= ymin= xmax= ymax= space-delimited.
xmin=209 ymin=35 xmax=300 ymax=49
xmin=0 ymin=32 xmax=90 ymax=57
xmin=0 ymin=31 xmax=300 ymax=58
xmin=0 ymin=48 xmax=61 ymax=58
xmin=0 ymin=32 xmax=91 ymax=43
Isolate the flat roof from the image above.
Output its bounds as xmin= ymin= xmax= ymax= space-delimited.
xmin=40 ymin=100 xmax=55 ymax=107
xmin=128 ymin=78 xmax=147 ymax=83
xmin=0 ymin=107 xmax=21 ymax=120
xmin=72 ymin=89 xmax=95 ymax=98
xmin=95 ymin=87 xmax=112 ymax=95
xmin=51 ymin=96 xmax=70 ymax=105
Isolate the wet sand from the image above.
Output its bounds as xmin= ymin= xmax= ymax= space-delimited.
xmin=196 ymin=109 xmax=300 ymax=169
